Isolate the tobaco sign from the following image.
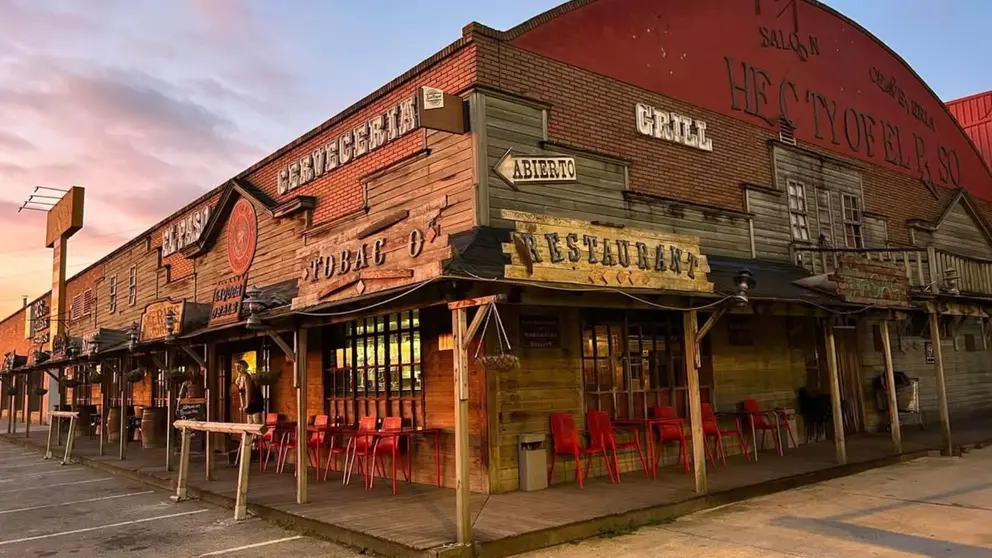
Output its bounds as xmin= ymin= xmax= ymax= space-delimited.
xmin=501 ymin=210 xmax=713 ymax=293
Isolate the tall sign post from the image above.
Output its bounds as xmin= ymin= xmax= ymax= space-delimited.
xmin=45 ymin=187 xmax=86 ymax=422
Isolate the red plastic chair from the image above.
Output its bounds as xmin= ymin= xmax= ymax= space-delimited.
xmin=587 ymin=411 xmax=648 ymax=482
xmin=743 ymin=399 xmax=796 ymax=456
xmin=702 ymin=403 xmax=751 ymax=465
xmin=344 ymin=416 xmax=380 ymax=488
xmin=370 ymin=417 xmax=411 ymax=494
xmin=548 ymin=413 xmax=613 ymax=488
xmin=651 ymin=406 xmax=689 ymax=474
xmin=259 ymin=413 xmax=280 ymax=471
xmin=307 ymin=415 xmax=329 ymax=479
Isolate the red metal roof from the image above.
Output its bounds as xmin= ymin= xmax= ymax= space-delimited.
xmin=947 ymin=91 xmax=992 ymax=170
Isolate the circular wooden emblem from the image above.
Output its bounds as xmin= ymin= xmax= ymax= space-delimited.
xmin=227 ymin=198 xmax=257 ymax=276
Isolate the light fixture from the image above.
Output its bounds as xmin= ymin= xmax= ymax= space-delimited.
xmin=943 ymin=268 xmax=961 ymax=296
xmin=127 ymin=322 xmax=140 ymax=352
xmin=732 ymin=269 xmax=756 ymax=306
xmin=244 ymin=286 xmax=266 ymax=330
xmin=164 ymin=309 xmax=177 ymax=344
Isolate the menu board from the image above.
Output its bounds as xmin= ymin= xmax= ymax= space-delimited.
xmin=520 ymin=315 xmax=561 ymax=349
xmin=176 ymin=398 xmax=207 ymax=452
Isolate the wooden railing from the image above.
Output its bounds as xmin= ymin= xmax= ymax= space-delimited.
xmin=791 ymin=246 xmax=992 ymax=297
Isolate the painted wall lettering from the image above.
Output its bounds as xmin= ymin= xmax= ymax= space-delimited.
xmin=759 ymin=27 xmax=819 ymax=61
xmin=868 ymin=67 xmax=936 ymax=132
xmin=162 ymin=205 xmax=212 ymax=257
xmin=636 ymin=103 xmax=714 ymax=152
xmin=277 ymin=94 xmax=420 ymax=195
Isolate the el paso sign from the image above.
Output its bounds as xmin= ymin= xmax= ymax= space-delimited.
xmin=512 ymin=0 xmax=992 ymax=200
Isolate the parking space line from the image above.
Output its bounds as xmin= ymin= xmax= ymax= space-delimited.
xmin=196 ymin=536 xmax=304 ymax=556
xmin=0 ymin=509 xmax=209 ymax=546
xmin=0 ymin=467 xmax=78 ymax=478
xmin=0 ymin=491 xmax=154 ymax=515
xmin=0 ymin=478 xmax=111 ymax=494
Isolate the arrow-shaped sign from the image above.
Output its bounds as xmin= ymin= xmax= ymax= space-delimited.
xmin=494 ymin=149 xmax=577 ymax=189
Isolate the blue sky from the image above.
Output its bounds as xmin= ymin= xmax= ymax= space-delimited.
xmin=0 ymin=0 xmax=988 ymax=316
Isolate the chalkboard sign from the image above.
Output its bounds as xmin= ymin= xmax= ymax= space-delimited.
xmin=520 ymin=315 xmax=561 ymax=349
xmin=176 ymin=398 xmax=207 ymax=452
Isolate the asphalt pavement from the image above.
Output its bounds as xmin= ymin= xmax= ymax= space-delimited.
xmin=0 ymin=438 xmax=362 ymax=557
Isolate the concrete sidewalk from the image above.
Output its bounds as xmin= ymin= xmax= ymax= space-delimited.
xmin=520 ymin=446 xmax=992 ymax=557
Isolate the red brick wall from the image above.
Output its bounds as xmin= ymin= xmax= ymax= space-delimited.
xmin=472 ymin=31 xmax=966 ymax=245
xmin=247 ymin=45 xmax=477 ymax=228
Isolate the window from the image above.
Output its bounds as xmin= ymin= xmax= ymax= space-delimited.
xmin=128 ymin=266 xmax=137 ymax=306
xmin=151 ymin=366 xmax=169 ymax=408
xmin=815 ymin=188 xmax=834 ymax=247
xmin=71 ymin=365 xmax=92 ymax=406
xmin=108 ymin=275 xmax=118 ymax=314
xmin=787 ymin=180 xmax=810 ymax=241
xmin=71 ymin=295 xmax=82 ymax=321
xmin=841 ymin=194 xmax=864 ymax=248
xmin=325 ymin=310 xmax=423 ymax=427
xmin=82 ymin=289 xmax=94 ymax=316
xmin=582 ymin=311 xmax=712 ymax=419
xmin=728 ymin=315 xmax=754 ymax=346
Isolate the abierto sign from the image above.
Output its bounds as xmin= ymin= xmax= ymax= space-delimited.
xmin=493 ymin=149 xmax=577 ymax=188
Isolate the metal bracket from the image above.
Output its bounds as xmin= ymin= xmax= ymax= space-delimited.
xmin=696 ymin=307 xmax=727 ymax=344
xmin=178 ymin=344 xmax=207 ymax=369
xmin=265 ymin=330 xmax=295 ymax=362
xmin=150 ymin=354 xmax=167 ymax=371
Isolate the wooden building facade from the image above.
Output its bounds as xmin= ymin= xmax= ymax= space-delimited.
xmin=4 ymin=0 xmax=992 ymax=511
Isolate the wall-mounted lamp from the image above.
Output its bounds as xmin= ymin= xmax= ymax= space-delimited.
xmin=943 ymin=268 xmax=961 ymax=296
xmin=88 ymin=336 xmax=100 ymax=357
xmin=164 ymin=309 xmax=177 ymax=344
xmin=732 ymin=269 xmax=756 ymax=306
xmin=244 ymin=286 xmax=266 ymax=331
xmin=127 ymin=322 xmax=140 ymax=352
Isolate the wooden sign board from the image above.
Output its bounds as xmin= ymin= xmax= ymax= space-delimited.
xmin=140 ymin=300 xmax=185 ymax=342
xmin=520 ymin=315 xmax=561 ymax=349
xmin=46 ymin=187 xmax=85 ymax=248
xmin=25 ymin=298 xmax=50 ymax=340
xmin=292 ymin=195 xmax=453 ymax=309
xmin=830 ymin=258 xmax=910 ymax=307
xmin=210 ymin=274 xmax=248 ymax=325
xmin=176 ymin=398 xmax=207 ymax=451
xmin=501 ymin=210 xmax=714 ymax=293
xmin=2 ymin=352 xmax=27 ymax=372
xmin=417 ymin=86 xmax=467 ymax=134
xmin=494 ymin=149 xmax=577 ymax=188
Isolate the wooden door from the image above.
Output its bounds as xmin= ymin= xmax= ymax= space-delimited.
xmin=834 ymin=327 xmax=866 ymax=434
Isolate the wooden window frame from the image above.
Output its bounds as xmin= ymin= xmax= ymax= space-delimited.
xmin=787 ymin=179 xmax=811 ymax=242
xmin=325 ymin=310 xmax=424 ymax=428
xmin=108 ymin=275 xmax=118 ymax=314
xmin=128 ymin=266 xmax=137 ymax=306
xmin=841 ymin=193 xmax=864 ymax=248
xmin=815 ymin=188 xmax=834 ymax=246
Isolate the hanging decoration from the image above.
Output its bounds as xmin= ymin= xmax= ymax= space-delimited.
xmin=473 ymin=303 xmax=519 ymax=371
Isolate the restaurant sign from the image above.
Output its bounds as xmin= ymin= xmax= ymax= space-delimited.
xmin=501 ymin=210 xmax=714 ymax=293
xmin=830 ymin=258 xmax=910 ymax=307
xmin=210 ymin=274 xmax=248 ymax=324
xmin=293 ymin=195 xmax=453 ymax=309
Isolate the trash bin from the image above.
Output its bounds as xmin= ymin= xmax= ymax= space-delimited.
xmin=518 ymin=433 xmax=548 ymax=492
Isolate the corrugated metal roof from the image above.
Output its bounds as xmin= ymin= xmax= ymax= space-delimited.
xmin=948 ymin=91 xmax=992 ymax=170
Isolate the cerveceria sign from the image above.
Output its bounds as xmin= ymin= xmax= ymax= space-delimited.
xmin=293 ymin=196 xmax=453 ymax=309
xmin=277 ymin=94 xmax=420 ymax=195
xmin=502 ymin=210 xmax=713 ymax=293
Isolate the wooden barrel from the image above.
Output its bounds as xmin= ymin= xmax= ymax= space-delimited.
xmin=141 ymin=407 xmax=166 ymax=449
xmin=107 ymin=407 xmax=121 ymax=442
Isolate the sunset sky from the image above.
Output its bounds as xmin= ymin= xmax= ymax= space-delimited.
xmin=1 ymin=0 xmax=989 ymax=318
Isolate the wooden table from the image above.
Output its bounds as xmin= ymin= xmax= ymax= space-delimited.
xmin=722 ymin=408 xmax=795 ymax=461
xmin=613 ymin=418 xmax=688 ymax=478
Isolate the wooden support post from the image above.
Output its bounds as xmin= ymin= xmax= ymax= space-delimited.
xmin=929 ymin=312 xmax=953 ymax=456
xmin=7 ymin=392 xmax=13 ymax=434
xmin=295 ymin=328 xmax=309 ymax=505
xmin=824 ymin=324 xmax=847 ymax=465
xmin=879 ymin=321 xmax=902 ymax=454
xmin=63 ymin=415 xmax=76 ymax=465
xmin=235 ymin=433 xmax=253 ymax=521
xmin=99 ymin=378 xmax=108 ymax=456
xmin=452 ymin=304 xmax=472 ymax=545
xmin=24 ymin=372 xmax=31 ymax=439
xmin=119 ymin=381 xmax=127 ymax=461
xmin=683 ymin=310 xmax=707 ymax=494
xmin=44 ymin=414 xmax=57 ymax=460
xmin=205 ymin=344 xmax=216 ymax=481
xmin=175 ymin=427 xmax=192 ymax=502
xmin=165 ymin=350 xmax=173 ymax=472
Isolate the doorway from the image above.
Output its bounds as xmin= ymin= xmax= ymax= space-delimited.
xmin=834 ymin=326 xmax=866 ymax=434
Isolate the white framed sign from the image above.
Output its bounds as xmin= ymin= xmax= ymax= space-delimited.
xmin=636 ymin=102 xmax=714 ymax=152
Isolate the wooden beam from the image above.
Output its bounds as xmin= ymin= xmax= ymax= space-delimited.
xmin=447 ymin=294 xmax=506 ymax=311
xmin=824 ymin=323 xmax=847 ymax=464
xmin=295 ymin=328 xmax=309 ymax=505
xmin=265 ymin=330 xmax=295 ymax=363
xmin=696 ymin=306 xmax=727 ymax=344
xmin=172 ymin=420 xmax=267 ymax=435
xmin=179 ymin=344 xmax=207 ymax=369
xmin=452 ymin=305 xmax=471 ymax=546
xmin=175 ymin=428 xmax=192 ymax=502
xmin=234 ymin=433 xmax=253 ymax=521
xmin=928 ymin=312 xmax=953 ymax=456
xmin=683 ymin=310 xmax=707 ymax=494
xmin=879 ymin=321 xmax=902 ymax=454
xmin=150 ymin=354 xmax=167 ymax=371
